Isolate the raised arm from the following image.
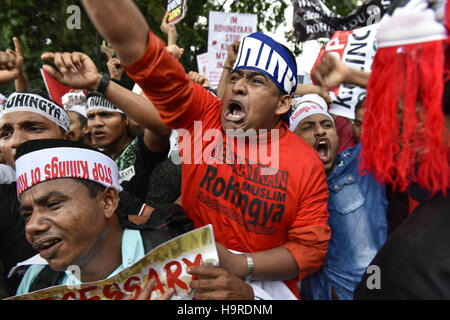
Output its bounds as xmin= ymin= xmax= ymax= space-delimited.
xmin=81 ymin=0 xmax=149 ymax=67
xmin=312 ymin=53 xmax=370 ymax=89
xmin=216 ymin=40 xmax=240 ymax=99
xmin=0 ymin=37 xmax=28 ymax=91
xmin=160 ymin=11 xmax=177 ymax=47
xmin=41 ymin=51 xmax=171 ymax=152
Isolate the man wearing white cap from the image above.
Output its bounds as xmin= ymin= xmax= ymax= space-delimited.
xmin=290 ymin=93 xmax=388 ymax=300
xmin=74 ymin=0 xmax=333 ymax=300
xmin=61 ymin=90 xmax=91 ymax=146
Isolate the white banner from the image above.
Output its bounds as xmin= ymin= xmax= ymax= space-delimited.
xmin=207 ymin=11 xmax=258 ymax=88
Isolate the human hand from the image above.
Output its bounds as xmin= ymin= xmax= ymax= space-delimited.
xmin=123 ymin=278 xmax=174 ymax=300
xmin=312 ymin=53 xmax=350 ymax=90
xmin=106 ymin=56 xmax=124 ymax=81
xmin=224 ymin=40 xmax=240 ymax=69
xmin=295 ymin=84 xmax=333 ymax=104
xmin=166 ymin=44 xmax=184 ymax=60
xmin=161 ymin=11 xmax=176 ymax=35
xmin=187 ymin=265 xmax=254 ymax=300
xmin=41 ymin=51 xmax=102 ymax=91
xmin=0 ymin=37 xmax=25 ymax=84
xmin=188 ymin=71 xmax=210 ymax=87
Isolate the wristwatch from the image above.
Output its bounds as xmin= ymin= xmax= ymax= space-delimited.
xmin=96 ymin=73 xmax=111 ymax=94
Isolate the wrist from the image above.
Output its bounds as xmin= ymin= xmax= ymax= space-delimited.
xmin=243 ymin=254 xmax=255 ymax=282
xmin=90 ymin=73 xmax=103 ymax=91
xmin=95 ymin=73 xmax=111 ymax=94
xmin=223 ymin=60 xmax=235 ymax=69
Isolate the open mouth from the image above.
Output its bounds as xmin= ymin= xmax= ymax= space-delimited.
xmin=315 ymin=138 xmax=331 ymax=163
xmin=93 ymin=131 xmax=107 ymax=139
xmin=33 ymin=237 xmax=63 ymax=260
xmin=224 ymin=101 xmax=246 ymax=122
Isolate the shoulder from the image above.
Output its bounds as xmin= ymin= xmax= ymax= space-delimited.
xmin=281 ymin=130 xmax=324 ymax=168
xmin=16 ymin=264 xmax=47 ymax=296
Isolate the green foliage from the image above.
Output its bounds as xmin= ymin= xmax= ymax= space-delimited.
xmin=324 ymin=0 xmax=361 ymax=16
xmin=0 ymin=0 xmax=359 ymax=94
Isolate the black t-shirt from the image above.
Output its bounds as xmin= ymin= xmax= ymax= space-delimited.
xmin=145 ymin=157 xmax=181 ymax=208
xmin=0 ymin=182 xmax=37 ymax=273
xmin=114 ymin=134 xmax=168 ymax=202
xmin=354 ymin=193 xmax=450 ymax=299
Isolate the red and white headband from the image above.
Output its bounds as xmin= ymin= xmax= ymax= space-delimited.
xmin=15 ymin=147 xmax=122 ymax=198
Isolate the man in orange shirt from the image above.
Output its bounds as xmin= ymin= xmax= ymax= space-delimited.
xmin=48 ymin=0 xmax=331 ymax=300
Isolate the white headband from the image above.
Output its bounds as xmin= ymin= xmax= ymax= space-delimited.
xmin=15 ymin=147 xmax=122 ymax=198
xmin=289 ymin=94 xmax=334 ymax=132
xmin=87 ymin=96 xmax=124 ymax=114
xmin=62 ymin=92 xmax=87 ymax=118
xmin=2 ymin=92 xmax=70 ymax=132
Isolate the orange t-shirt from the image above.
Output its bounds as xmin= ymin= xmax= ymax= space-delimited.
xmin=125 ymin=30 xmax=331 ymax=298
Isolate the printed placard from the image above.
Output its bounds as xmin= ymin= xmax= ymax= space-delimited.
xmin=167 ymin=0 xmax=188 ymax=25
xmin=207 ymin=11 xmax=257 ymax=88
xmin=312 ymin=23 xmax=379 ymax=119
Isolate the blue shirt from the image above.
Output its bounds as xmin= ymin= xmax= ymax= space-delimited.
xmin=300 ymin=144 xmax=388 ymax=300
xmin=17 ymin=229 xmax=145 ymax=295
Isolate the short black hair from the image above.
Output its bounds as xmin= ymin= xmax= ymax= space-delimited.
xmin=15 ymin=138 xmax=97 ymax=160
xmin=77 ymin=179 xmax=106 ymax=198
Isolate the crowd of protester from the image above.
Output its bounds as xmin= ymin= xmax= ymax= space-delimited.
xmin=0 ymin=0 xmax=449 ymax=300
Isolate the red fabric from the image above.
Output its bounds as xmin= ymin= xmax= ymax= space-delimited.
xmin=124 ymin=30 xmax=332 ymax=298
xmin=335 ymin=116 xmax=356 ymax=154
xmin=40 ymin=68 xmax=72 ymax=106
xmin=360 ymin=41 xmax=449 ymax=195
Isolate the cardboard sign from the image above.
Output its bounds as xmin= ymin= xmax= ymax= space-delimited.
xmin=167 ymin=0 xmax=188 ymax=25
xmin=7 ymin=225 xmax=218 ymax=300
xmin=312 ymin=23 xmax=379 ymax=119
xmin=207 ymin=11 xmax=257 ymax=88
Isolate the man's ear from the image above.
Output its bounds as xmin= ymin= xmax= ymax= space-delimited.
xmin=122 ymin=115 xmax=129 ymax=127
xmin=101 ymin=187 xmax=119 ymax=219
xmin=82 ymin=125 xmax=90 ymax=136
xmin=275 ymin=94 xmax=292 ymax=116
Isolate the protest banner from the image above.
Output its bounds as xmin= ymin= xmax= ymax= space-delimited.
xmin=6 ymin=225 xmax=218 ymax=300
xmin=207 ymin=11 xmax=257 ymax=88
xmin=41 ymin=68 xmax=72 ymax=106
xmin=196 ymin=52 xmax=208 ymax=76
xmin=167 ymin=0 xmax=188 ymax=25
xmin=311 ymin=23 xmax=379 ymax=119
xmin=293 ymin=0 xmax=391 ymax=42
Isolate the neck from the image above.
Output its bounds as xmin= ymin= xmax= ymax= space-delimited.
xmin=325 ymin=162 xmax=337 ymax=177
xmin=78 ymin=226 xmax=123 ymax=283
xmin=105 ymin=134 xmax=132 ymax=159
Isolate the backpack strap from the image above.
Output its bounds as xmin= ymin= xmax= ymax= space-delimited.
xmin=29 ymin=265 xmax=65 ymax=292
